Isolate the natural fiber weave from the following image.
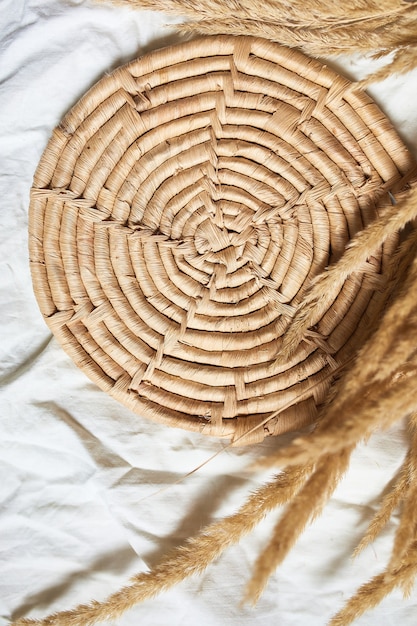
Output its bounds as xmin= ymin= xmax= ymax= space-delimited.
xmin=29 ymin=35 xmax=416 ymax=444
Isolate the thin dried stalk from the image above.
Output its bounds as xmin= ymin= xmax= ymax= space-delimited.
xmin=244 ymin=446 xmax=353 ymax=604
xmin=353 ymin=440 xmax=415 ymax=555
xmin=98 ymin=0 xmax=415 ymax=31
xmin=12 ymin=464 xmax=312 ymax=626
xmin=250 ymin=222 xmax=417 ymax=471
xmin=338 ymin=233 xmax=417 ymax=382
xmin=329 ymin=541 xmax=417 ymax=626
xmin=388 ymin=483 xmax=417 ymax=571
xmin=266 ymin=360 xmax=417 ymax=466
xmin=179 ymin=17 xmax=417 ymax=57
xmin=333 ymin=446 xmax=417 ymax=623
xmin=357 ymin=43 xmax=417 ymax=89
xmin=387 ymin=416 xmax=417 ymax=570
xmin=97 ymin=0 xmax=404 ymax=17
xmin=253 ymin=362 xmax=417 ymax=470
xmin=280 ymin=188 xmax=417 ymax=362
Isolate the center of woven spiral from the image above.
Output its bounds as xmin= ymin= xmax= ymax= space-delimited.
xmin=194 ymin=216 xmax=261 ymax=272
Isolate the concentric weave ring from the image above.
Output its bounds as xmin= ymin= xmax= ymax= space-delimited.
xmin=29 ymin=36 xmax=416 ymax=444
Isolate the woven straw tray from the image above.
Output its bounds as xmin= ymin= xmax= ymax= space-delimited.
xmin=29 ymin=35 xmax=416 ymax=445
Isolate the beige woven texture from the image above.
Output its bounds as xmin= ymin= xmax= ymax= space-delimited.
xmin=29 ymin=35 xmax=416 ymax=444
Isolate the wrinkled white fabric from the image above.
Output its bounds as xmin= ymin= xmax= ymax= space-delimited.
xmin=1 ymin=2 xmax=417 ymax=625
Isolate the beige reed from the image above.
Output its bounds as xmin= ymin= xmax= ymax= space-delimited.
xmin=99 ymin=0 xmax=417 ymax=87
xmin=24 ymin=35 xmax=417 ymax=626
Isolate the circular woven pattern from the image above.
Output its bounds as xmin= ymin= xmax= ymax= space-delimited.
xmin=30 ymin=36 xmax=416 ymax=444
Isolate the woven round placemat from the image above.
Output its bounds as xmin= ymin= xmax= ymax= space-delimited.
xmin=29 ymin=35 xmax=416 ymax=444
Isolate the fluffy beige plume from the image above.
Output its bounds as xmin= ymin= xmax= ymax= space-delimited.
xmin=178 ymin=17 xmax=417 ymax=57
xmin=244 ymin=447 xmax=353 ymax=604
xmin=96 ymin=0 xmax=414 ymax=28
xmin=329 ymin=542 xmax=417 ymax=626
xmin=353 ymin=427 xmax=417 ymax=556
xmin=251 ymin=225 xmax=417 ymax=471
xmin=357 ymin=44 xmax=417 ymax=88
xmin=387 ymin=417 xmax=417 ymax=572
xmin=279 ymin=187 xmax=417 ymax=362
xmin=252 ymin=360 xmax=417 ymax=470
xmin=95 ymin=0 xmax=417 ymax=79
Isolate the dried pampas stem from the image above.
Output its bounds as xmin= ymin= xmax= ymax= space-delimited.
xmin=280 ymin=186 xmax=417 ymax=361
xmin=353 ymin=419 xmax=417 ymax=557
xmin=257 ymin=360 xmax=417 ymax=470
xmin=356 ymin=44 xmax=417 ymax=89
xmin=387 ymin=417 xmax=417 ymax=572
xmin=244 ymin=446 xmax=354 ymax=604
xmin=329 ymin=542 xmax=417 ymax=626
xmin=96 ymin=0 xmax=417 ymax=83
xmin=254 ymin=228 xmax=417 ymax=470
